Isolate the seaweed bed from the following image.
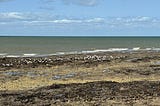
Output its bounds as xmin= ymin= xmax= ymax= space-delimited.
xmin=1 ymin=81 xmax=160 ymax=106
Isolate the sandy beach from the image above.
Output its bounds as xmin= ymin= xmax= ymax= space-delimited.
xmin=0 ymin=50 xmax=160 ymax=105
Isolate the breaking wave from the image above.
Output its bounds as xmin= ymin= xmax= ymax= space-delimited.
xmin=0 ymin=47 xmax=160 ymax=58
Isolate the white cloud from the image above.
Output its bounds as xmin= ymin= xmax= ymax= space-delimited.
xmin=0 ymin=12 xmax=104 ymax=24
xmin=136 ymin=17 xmax=151 ymax=21
xmin=85 ymin=18 xmax=104 ymax=23
xmin=0 ymin=12 xmax=160 ymax=29
xmin=0 ymin=12 xmax=28 ymax=21
xmin=23 ymin=18 xmax=105 ymax=25
xmin=62 ymin=0 xmax=101 ymax=6
xmin=126 ymin=17 xmax=151 ymax=22
xmin=0 ymin=12 xmax=58 ymax=22
xmin=53 ymin=19 xmax=82 ymax=23
xmin=114 ymin=17 xmax=153 ymax=23
xmin=41 ymin=0 xmax=101 ymax=6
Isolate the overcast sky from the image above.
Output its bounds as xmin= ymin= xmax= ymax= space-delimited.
xmin=0 ymin=0 xmax=160 ymax=36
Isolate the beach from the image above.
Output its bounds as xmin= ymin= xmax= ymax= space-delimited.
xmin=1 ymin=0 xmax=160 ymax=105
xmin=0 ymin=50 xmax=160 ymax=105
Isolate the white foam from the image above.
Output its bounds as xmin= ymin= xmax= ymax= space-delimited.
xmin=56 ymin=52 xmax=66 ymax=55
xmin=81 ymin=48 xmax=129 ymax=54
xmin=65 ymin=51 xmax=79 ymax=54
xmin=23 ymin=54 xmax=37 ymax=56
xmin=2 ymin=47 xmax=160 ymax=58
xmin=132 ymin=47 xmax=140 ymax=51
xmin=94 ymin=50 xmax=110 ymax=52
xmin=81 ymin=50 xmax=97 ymax=54
xmin=0 ymin=53 xmax=7 ymax=56
xmin=6 ymin=55 xmax=20 ymax=58
xmin=145 ymin=48 xmax=152 ymax=50
xmin=107 ymin=48 xmax=129 ymax=51
xmin=152 ymin=48 xmax=160 ymax=51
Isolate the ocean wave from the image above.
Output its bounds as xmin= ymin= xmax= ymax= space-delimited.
xmin=6 ymin=55 xmax=20 ymax=58
xmin=0 ymin=53 xmax=7 ymax=56
xmin=151 ymin=48 xmax=160 ymax=51
xmin=23 ymin=54 xmax=37 ymax=56
xmin=1 ymin=47 xmax=160 ymax=58
xmin=132 ymin=47 xmax=140 ymax=51
xmin=145 ymin=48 xmax=152 ymax=50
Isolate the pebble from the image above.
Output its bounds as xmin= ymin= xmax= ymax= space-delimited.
xmin=153 ymin=61 xmax=160 ymax=65
xmin=64 ymin=73 xmax=76 ymax=78
xmin=52 ymin=73 xmax=77 ymax=80
xmin=52 ymin=75 xmax=62 ymax=80
xmin=103 ymin=68 xmax=110 ymax=73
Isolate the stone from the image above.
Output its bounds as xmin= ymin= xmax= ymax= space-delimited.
xmin=52 ymin=75 xmax=62 ymax=80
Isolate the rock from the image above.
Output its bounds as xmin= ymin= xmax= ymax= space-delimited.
xmin=64 ymin=73 xmax=76 ymax=78
xmin=1 ymin=63 xmax=13 ymax=67
xmin=103 ymin=68 xmax=110 ymax=73
xmin=52 ymin=75 xmax=62 ymax=80
xmin=150 ymin=61 xmax=160 ymax=67
xmin=27 ymin=72 xmax=38 ymax=78
xmin=4 ymin=71 xmax=23 ymax=76
xmin=52 ymin=73 xmax=77 ymax=80
xmin=110 ymin=55 xmax=113 ymax=59
xmin=126 ymin=58 xmax=142 ymax=62
xmin=154 ymin=61 xmax=160 ymax=65
xmin=53 ymin=94 xmax=64 ymax=100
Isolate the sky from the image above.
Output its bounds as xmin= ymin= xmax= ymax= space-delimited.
xmin=0 ymin=0 xmax=160 ymax=36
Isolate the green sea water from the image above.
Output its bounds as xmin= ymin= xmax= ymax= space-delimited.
xmin=0 ymin=36 xmax=160 ymax=54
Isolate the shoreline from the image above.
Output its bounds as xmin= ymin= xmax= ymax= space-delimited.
xmin=0 ymin=48 xmax=160 ymax=68
xmin=0 ymin=47 xmax=160 ymax=57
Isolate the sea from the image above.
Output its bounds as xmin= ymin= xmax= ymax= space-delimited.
xmin=0 ymin=36 xmax=160 ymax=57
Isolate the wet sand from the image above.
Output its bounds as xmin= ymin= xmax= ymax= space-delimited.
xmin=0 ymin=51 xmax=160 ymax=105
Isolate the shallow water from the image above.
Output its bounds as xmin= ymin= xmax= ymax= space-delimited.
xmin=0 ymin=36 xmax=160 ymax=55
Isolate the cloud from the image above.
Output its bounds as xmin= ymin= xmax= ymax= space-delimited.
xmin=1 ymin=13 xmax=160 ymax=35
xmin=0 ymin=12 xmax=25 ymax=20
xmin=0 ymin=12 xmax=105 ymax=23
xmin=4 ymin=13 xmax=154 ymax=26
xmin=62 ymin=0 xmax=101 ymax=6
xmin=39 ymin=0 xmax=102 ymax=11
xmin=85 ymin=18 xmax=104 ymax=23
xmin=41 ymin=0 xmax=101 ymax=6
xmin=0 ymin=12 xmax=160 ymax=29
xmin=25 ymin=18 xmax=104 ymax=24
xmin=0 ymin=12 xmax=37 ymax=23
xmin=0 ymin=12 xmax=58 ymax=22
